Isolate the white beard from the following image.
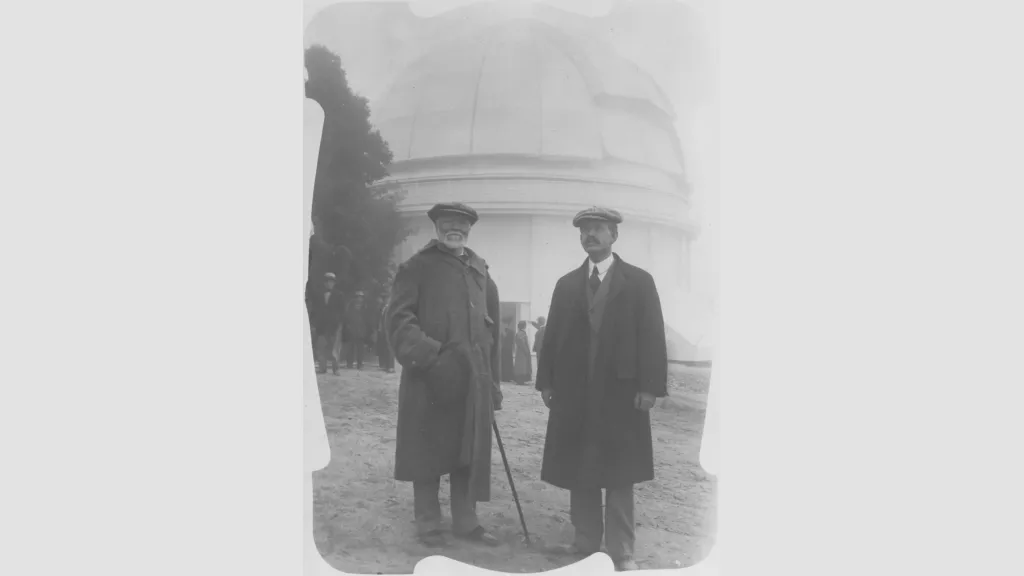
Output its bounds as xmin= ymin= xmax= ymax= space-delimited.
xmin=441 ymin=232 xmax=467 ymax=251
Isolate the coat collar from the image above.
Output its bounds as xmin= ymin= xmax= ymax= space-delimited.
xmin=419 ymin=239 xmax=489 ymax=277
xmin=575 ymin=253 xmax=628 ymax=306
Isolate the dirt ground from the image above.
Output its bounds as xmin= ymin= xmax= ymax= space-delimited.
xmin=312 ymin=362 xmax=716 ymax=573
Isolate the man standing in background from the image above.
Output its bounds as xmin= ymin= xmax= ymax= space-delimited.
xmin=342 ymin=290 xmax=372 ymax=370
xmin=532 ymin=316 xmax=546 ymax=365
xmin=376 ymin=294 xmax=394 ymax=373
xmin=501 ymin=321 xmax=515 ymax=383
xmin=311 ymin=272 xmax=343 ymax=375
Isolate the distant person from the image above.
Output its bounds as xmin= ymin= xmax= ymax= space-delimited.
xmin=500 ymin=322 xmax=515 ymax=383
xmin=311 ymin=272 xmax=343 ymax=375
xmin=513 ymin=320 xmax=532 ymax=385
xmin=342 ymin=291 xmax=373 ymax=370
xmin=376 ymin=295 xmax=395 ymax=373
xmin=536 ymin=207 xmax=668 ymax=572
xmin=386 ymin=202 xmax=503 ymax=548
xmin=532 ymin=316 xmax=546 ymax=364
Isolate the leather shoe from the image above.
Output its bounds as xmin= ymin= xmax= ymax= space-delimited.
xmin=457 ymin=526 xmax=500 ymax=547
xmin=546 ymin=543 xmax=594 ymax=558
xmin=615 ymin=559 xmax=640 ymax=571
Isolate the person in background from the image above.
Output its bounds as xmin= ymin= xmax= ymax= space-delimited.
xmin=532 ymin=316 xmax=547 ymax=365
xmin=513 ymin=320 xmax=532 ymax=385
xmin=342 ymin=290 xmax=372 ymax=370
xmin=311 ymin=272 xmax=343 ymax=375
xmin=376 ymin=295 xmax=395 ymax=373
xmin=500 ymin=320 xmax=515 ymax=383
xmin=536 ymin=206 xmax=668 ymax=572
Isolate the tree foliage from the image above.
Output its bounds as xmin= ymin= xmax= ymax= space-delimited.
xmin=304 ymin=44 xmax=407 ymax=303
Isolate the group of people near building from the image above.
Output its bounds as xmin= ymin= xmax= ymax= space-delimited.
xmin=373 ymin=201 xmax=668 ymax=572
xmin=306 ymin=279 xmax=394 ymax=374
xmin=498 ymin=317 xmax=545 ymax=386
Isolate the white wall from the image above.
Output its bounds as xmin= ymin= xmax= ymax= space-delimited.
xmin=529 ymin=215 xmax=588 ymax=320
xmin=466 ymin=215 xmax=533 ymax=303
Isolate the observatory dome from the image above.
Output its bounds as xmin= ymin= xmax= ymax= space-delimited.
xmin=372 ymin=18 xmax=685 ymax=176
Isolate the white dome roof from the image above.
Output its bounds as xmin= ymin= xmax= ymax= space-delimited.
xmin=372 ymin=18 xmax=684 ymax=175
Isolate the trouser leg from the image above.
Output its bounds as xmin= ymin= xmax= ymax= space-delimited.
xmin=413 ymin=478 xmax=443 ymax=535
xmin=333 ymin=326 xmax=343 ymax=366
xmin=355 ymin=338 xmax=364 ymax=368
xmin=346 ymin=340 xmax=355 ymax=368
xmin=604 ymin=485 xmax=636 ymax=563
xmin=570 ymin=436 xmax=604 ymax=553
xmin=449 ymin=466 xmax=481 ymax=536
xmin=569 ymin=486 xmax=603 ymax=553
xmin=326 ymin=333 xmax=339 ymax=371
xmin=315 ymin=334 xmax=328 ymax=372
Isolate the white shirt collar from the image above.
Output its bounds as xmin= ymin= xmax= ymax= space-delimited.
xmin=588 ymin=255 xmax=614 ymax=280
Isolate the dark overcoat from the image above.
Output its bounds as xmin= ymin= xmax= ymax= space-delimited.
xmin=376 ymin=306 xmax=393 ymax=364
xmin=536 ymin=254 xmax=668 ymax=490
xmin=309 ymin=287 xmax=344 ymax=335
xmin=533 ymin=325 xmax=546 ymax=354
xmin=387 ymin=240 xmax=502 ymax=502
xmin=342 ymin=299 xmax=373 ymax=342
xmin=514 ymin=330 xmax=532 ymax=381
xmin=501 ymin=328 xmax=515 ymax=382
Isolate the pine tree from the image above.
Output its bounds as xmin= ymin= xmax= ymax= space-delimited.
xmin=304 ymin=44 xmax=407 ymax=305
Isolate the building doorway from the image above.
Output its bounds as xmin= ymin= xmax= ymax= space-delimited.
xmin=499 ymin=302 xmax=532 ymax=335
xmin=498 ymin=302 xmax=531 ymax=383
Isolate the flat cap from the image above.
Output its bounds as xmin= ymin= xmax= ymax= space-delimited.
xmin=427 ymin=202 xmax=478 ymax=225
xmin=572 ymin=206 xmax=623 ymax=227
xmin=324 ymin=272 xmax=336 ymax=279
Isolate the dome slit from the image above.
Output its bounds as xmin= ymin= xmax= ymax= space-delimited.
xmin=530 ymin=25 xmax=544 ymax=156
xmin=467 ymin=33 xmax=500 ymax=155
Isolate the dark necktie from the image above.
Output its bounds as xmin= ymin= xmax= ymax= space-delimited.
xmin=589 ymin=266 xmax=602 ymax=297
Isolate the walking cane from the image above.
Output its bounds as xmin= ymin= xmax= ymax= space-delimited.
xmin=492 ymin=419 xmax=531 ymax=545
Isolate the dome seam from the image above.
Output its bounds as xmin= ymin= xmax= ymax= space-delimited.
xmin=467 ymin=32 xmax=500 ymax=155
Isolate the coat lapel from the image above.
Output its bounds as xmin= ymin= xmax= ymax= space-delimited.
xmin=603 ymin=254 xmax=627 ymax=308
xmin=571 ymin=259 xmax=590 ymax=316
xmin=419 ymin=240 xmax=489 ymax=289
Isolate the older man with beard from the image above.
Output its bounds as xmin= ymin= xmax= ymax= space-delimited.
xmin=386 ymin=202 xmax=504 ymax=548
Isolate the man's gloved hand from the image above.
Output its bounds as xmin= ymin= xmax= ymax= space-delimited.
xmin=541 ymin=388 xmax=553 ymax=409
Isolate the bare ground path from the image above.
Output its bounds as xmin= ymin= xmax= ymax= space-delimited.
xmin=313 ymin=364 xmax=715 ymax=573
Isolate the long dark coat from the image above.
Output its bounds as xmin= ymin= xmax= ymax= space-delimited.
xmin=376 ymin=307 xmax=393 ymax=366
xmin=514 ymin=330 xmax=532 ymax=382
xmin=501 ymin=327 xmax=515 ymax=382
xmin=342 ymin=299 xmax=373 ymax=342
xmin=387 ymin=240 xmax=502 ymax=502
xmin=309 ymin=286 xmax=344 ymax=335
xmin=536 ymin=254 xmax=668 ymax=490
